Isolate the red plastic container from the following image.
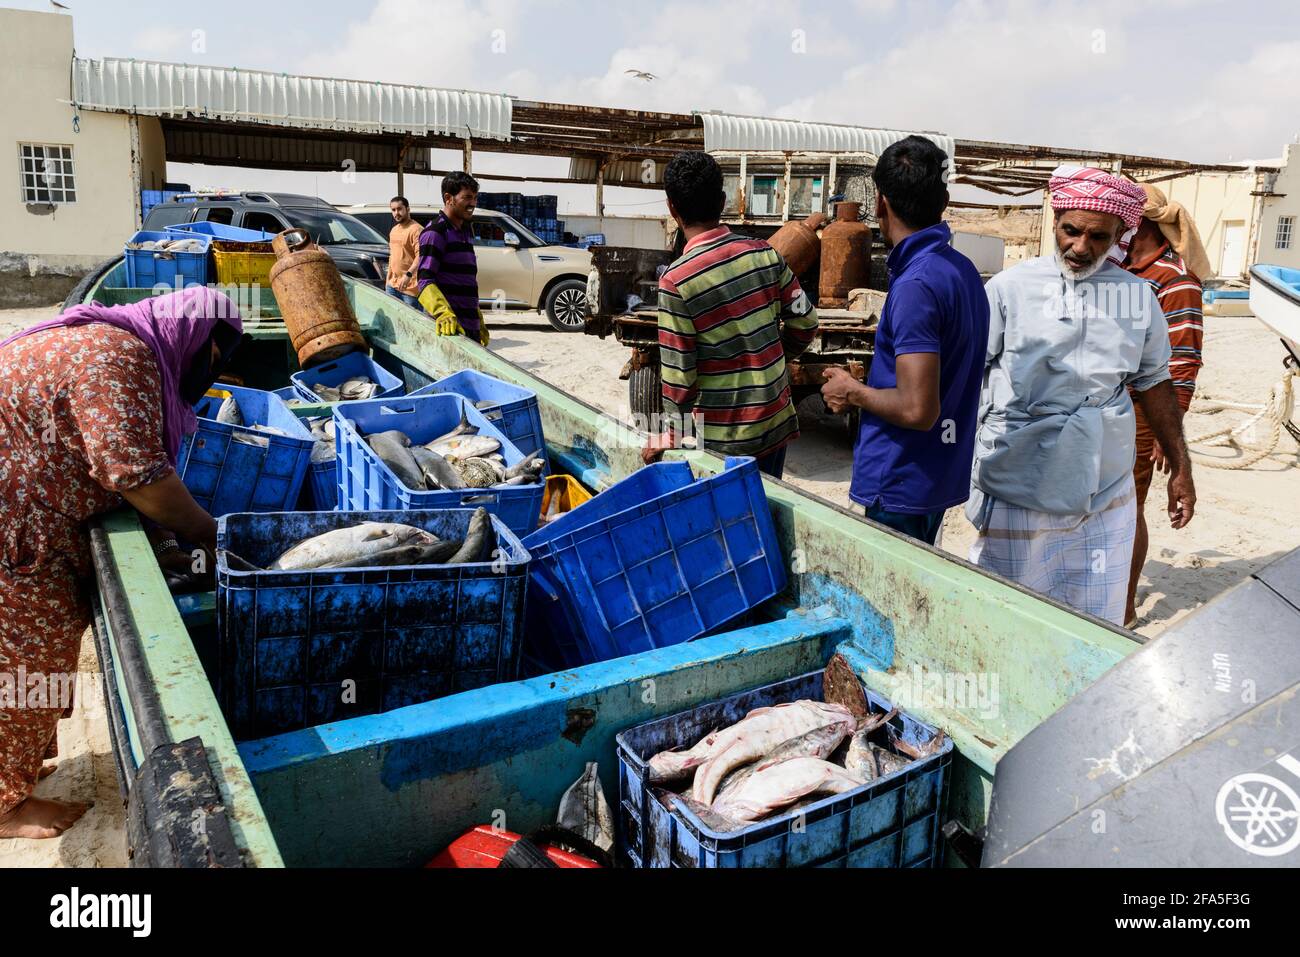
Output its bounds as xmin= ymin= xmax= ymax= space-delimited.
xmin=426 ymin=826 xmax=602 ymax=868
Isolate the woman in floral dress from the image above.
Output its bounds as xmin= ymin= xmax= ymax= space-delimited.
xmin=0 ymin=286 xmax=243 ymax=839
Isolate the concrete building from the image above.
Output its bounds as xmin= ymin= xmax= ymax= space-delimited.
xmin=0 ymin=8 xmax=166 ymax=305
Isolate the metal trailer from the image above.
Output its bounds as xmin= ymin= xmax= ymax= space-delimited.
xmin=583 ymin=244 xmax=879 ymax=434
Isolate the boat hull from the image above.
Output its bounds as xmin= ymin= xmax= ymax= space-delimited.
xmin=1250 ymin=264 xmax=1300 ymax=355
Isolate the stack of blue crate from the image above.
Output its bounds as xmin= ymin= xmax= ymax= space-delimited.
xmin=477 ymin=192 xmax=564 ymax=244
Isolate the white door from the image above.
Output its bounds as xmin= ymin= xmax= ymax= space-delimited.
xmin=1220 ymin=220 xmax=1246 ymax=278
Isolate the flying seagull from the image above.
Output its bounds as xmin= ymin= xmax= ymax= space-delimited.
xmin=625 ymin=70 xmax=657 ymax=82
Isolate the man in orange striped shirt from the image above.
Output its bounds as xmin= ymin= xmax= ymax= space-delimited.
xmin=1121 ymin=213 xmax=1205 ymax=625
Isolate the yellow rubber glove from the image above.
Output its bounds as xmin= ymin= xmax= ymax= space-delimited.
xmin=476 ymin=309 xmax=490 ymax=346
xmin=417 ymin=284 xmax=461 ymax=337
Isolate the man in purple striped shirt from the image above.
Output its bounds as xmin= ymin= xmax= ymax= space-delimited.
xmin=417 ymin=171 xmax=486 ymax=344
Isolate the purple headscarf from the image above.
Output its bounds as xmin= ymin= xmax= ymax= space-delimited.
xmin=0 ymin=287 xmax=243 ymax=466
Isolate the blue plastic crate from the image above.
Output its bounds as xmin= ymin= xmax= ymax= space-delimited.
xmin=216 ymin=508 xmax=531 ymax=740
xmin=519 ymin=461 xmax=694 ymax=673
xmin=290 ymin=351 xmax=405 ymax=404
xmin=409 ymin=369 xmax=546 ymax=465
xmin=275 ymin=390 xmax=340 ymax=511
xmin=123 ymin=230 xmax=209 ymax=288
xmin=519 ymin=457 xmax=786 ymax=672
xmin=167 ymin=221 xmax=274 ymax=242
xmin=179 ymin=385 xmax=315 ymax=516
xmin=140 ymin=189 xmax=186 ymax=216
xmin=334 ymin=394 xmax=544 ymax=536
xmin=615 ymin=670 xmax=953 ymax=868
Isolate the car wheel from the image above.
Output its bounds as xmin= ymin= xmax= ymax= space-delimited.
xmin=629 ymin=364 xmax=662 ymax=420
xmin=545 ymin=279 xmax=588 ymax=332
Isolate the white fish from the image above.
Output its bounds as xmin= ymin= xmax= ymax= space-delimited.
xmin=690 ymin=701 xmax=856 ymax=805
xmin=215 ymin=395 xmax=242 ymax=426
xmin=367 ymin=430 xmax=424 ymax=490
xmin=429 ymin=434 xmax=501 ymax=460
xmin=270 ymin=522 xmax=435 ymax=571
xmin=713 ymin=721 xmax=852 ymax=803
xmin=310 ymin=384 xmax=342 ymax=403
xmin=426 ymin=407 xmax=477 ymax=447
xmin=339 ymin=376 xmax=378 ymax=400
xmin=503 ymin=450 xmax=545 ymax=480
xmin=710 ymin=758 xmax=864 ymax=824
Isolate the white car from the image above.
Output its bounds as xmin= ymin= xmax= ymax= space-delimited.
xmin=344 ymin=204 xmax=592 ymax=332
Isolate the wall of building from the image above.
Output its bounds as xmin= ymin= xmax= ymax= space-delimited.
xmin=0 ymin=9 xmax=155 ymax=305
xmin=562 ymin=214 xmax=671 ymax=250
xmin=1157 ymin=169 xmax=1259 ymax=280
xmin=1253 ymin=143 xmax=1300 ymax=272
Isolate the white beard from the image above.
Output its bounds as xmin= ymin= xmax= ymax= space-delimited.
xmin=1055 ymin=248 xmax=1106 ymax=282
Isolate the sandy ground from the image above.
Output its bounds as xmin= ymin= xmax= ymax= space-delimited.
xmin=0 ymin=301 xmax=1295 ymax=866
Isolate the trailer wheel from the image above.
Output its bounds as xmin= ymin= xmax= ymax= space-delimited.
xmin=629 ymin=364 xmax=662 ymax=423
xmin=846 ymin=407 xmax=861 ymax=440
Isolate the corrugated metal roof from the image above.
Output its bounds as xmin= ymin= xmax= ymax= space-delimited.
xmin=700 ymin=113 xmax=955 ymax=181
xmin=71 ymin=57 xmax=512 ymax=141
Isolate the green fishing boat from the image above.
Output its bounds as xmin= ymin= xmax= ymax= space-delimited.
xmin=70 ymin=261 xmax=1138 ymax=868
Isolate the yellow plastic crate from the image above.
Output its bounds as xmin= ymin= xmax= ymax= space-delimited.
xmin=212 ymin=241 xmax=277 ymax=287
xmin=539 ymin=474 xmax=593 ymax=524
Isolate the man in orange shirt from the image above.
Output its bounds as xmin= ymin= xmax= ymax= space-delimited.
xmin=384 ymin=195 xmax=423 ymax=307
xmin=1119 ymin=183 xmax=1209 ymax=626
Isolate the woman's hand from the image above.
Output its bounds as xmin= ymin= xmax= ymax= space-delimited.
xmin=121 ymin=472 xmax=217 ymax=553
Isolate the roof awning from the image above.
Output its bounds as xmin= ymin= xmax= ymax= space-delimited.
xmin=699 ymin=112 xmax=956 ymax=180
xmin=71 ymin=57 xmax=512 ymax=140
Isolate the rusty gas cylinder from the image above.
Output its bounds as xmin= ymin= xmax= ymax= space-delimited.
xmin=269 ymin=228 xmax=368 ymax=367
xmin=818 ymin=202 xmax=872 ymax=308
xmin=768 ymin=211 xmax=826 ymax=277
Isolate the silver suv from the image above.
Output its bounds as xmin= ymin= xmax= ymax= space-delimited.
xmin=144 ymin=192 xmax=390 ymax=286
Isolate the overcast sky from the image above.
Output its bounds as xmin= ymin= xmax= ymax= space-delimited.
xmin=16 ymin=0 xmax=1300 ymax=215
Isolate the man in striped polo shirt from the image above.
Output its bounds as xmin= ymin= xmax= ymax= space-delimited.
xmin=642 ymin=151 xmax=819 ymax=478
xmin=1119 ymin=185 xmax=1207 ymax=625
xmin=416 ymin=171 xmax=487 ymax=345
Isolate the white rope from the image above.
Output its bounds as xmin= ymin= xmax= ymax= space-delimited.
xmin=1185 ymin=366 xmax=1299 ymax=469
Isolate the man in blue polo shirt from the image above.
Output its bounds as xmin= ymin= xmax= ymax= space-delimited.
xmin=821 ymin=136 xmax=989 ymax=544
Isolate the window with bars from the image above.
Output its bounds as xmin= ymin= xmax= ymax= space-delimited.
xmin=1277 ymin=216 xmax=1294 ymax=251
xmin=19 ymin=143 xmax=76 ymax=204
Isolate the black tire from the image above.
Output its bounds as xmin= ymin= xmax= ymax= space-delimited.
xmin=544 ymin=279 xmax=588 ymax=332
xmin=61 ymin=257 xmax=121 ymax=312
xmin=629 ymin=364 xmax=662 ymax=421
xmin=846 ymin=407 xmax=861 ymax=440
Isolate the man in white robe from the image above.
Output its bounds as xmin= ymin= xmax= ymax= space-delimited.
xmin=968 ymin=166 xmax=1196 ymax=625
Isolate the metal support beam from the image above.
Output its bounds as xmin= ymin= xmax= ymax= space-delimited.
xmin=463 ymin=138 xmax=473 ymax=174
xmin=737 ymin=153 xmax=748 ymax=218
xmin=596 ymin=160 xmax=606 ymax=231
xmin=781 ymin=156 xmax=792 ymax=223
xmin=128 ymin=116 xmax=143 ymax=230
xmin=826 ymin=155 xmax=836 ymax=214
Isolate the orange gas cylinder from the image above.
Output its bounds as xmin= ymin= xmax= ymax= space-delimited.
xmin=268 ymin=228 xmax=367 ymax=368
xmin=768 ymin=212 xmax=825 ymax=277
xmin=818 ymin=202 xmax=872 ymax=308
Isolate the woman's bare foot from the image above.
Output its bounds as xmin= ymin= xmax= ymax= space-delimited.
xmin=0 ymin=796 xmax=90 ymax=839
xmin=38 ymin=764 xmax=57 ymax=780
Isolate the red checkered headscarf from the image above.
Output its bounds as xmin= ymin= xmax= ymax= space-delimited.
xmin=1048 ymin=165 xmax=1146 ymax=230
